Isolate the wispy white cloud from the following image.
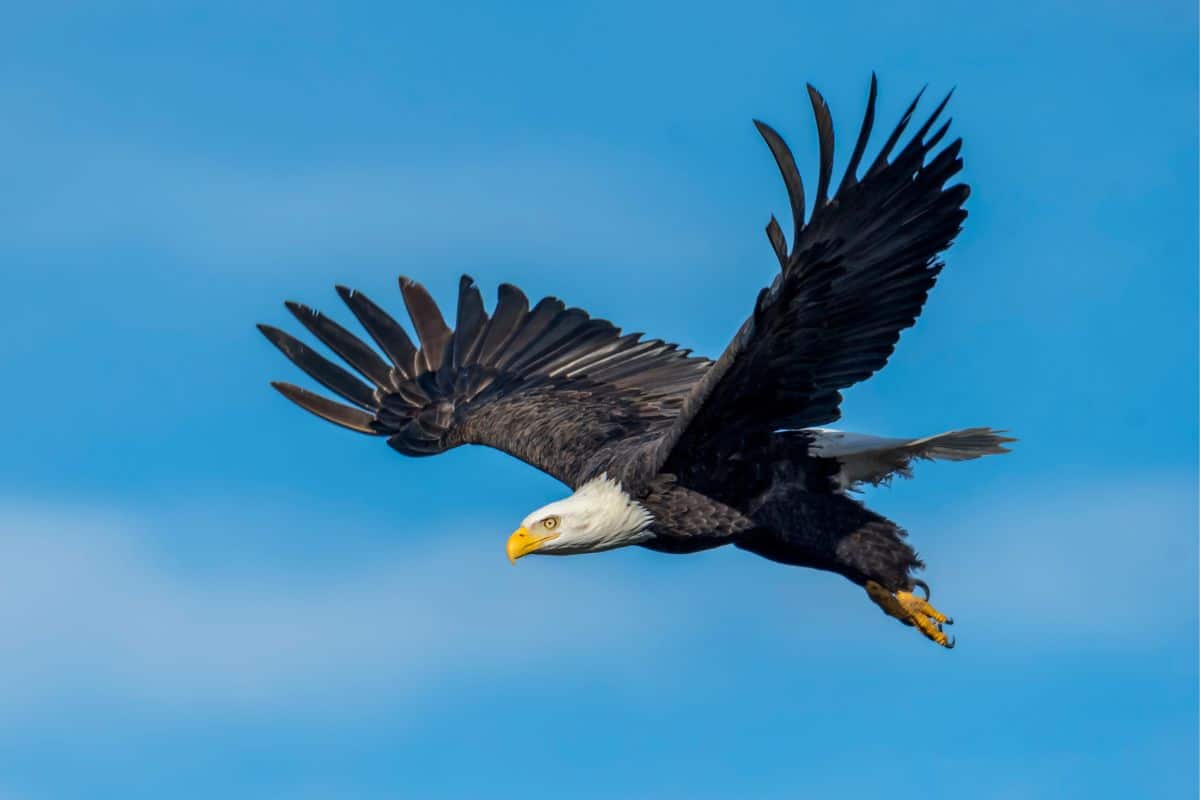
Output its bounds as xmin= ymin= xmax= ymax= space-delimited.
xmin=0 ymin=102 xmax=718 ymax=271
xmin=917 ymin=476 xmax=1197 ymax=643
xmin=0 ymin=502 xmax=690 ymax=716
xmin=0 ymin=476 xmax=1192 ymax=720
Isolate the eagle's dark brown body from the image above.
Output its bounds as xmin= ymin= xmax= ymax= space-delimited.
xmin=634 ymin=437 xmax=920 ymax=593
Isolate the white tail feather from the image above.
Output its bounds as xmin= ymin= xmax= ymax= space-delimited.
xmin=807 ymin=427 xmax=1015 ymax=491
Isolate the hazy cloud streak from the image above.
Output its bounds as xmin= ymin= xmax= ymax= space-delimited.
xmin=0 ymin=476 xmax=1192 ymax=718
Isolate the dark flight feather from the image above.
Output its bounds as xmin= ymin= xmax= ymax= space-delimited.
xmin=335 ymin=285 xmax=420 ymax=381
xmin=258 ymin=324 xmax=377 ymax=409
xmin=270 ymin=381 xmax=380 ymax=434
xmin=399 ymin=277 xmax=452 ymax=372
xmin=492 ymin=297 xmax=565 ymax=371
xmin=866 ymin=87 xmax=924 ymax=177
xmin=475 ymin=283 xmax=529 ymax=365
xmin=452 ymin=276 xmax=488 ymax=369
xmin=807 ymin=84 xmax=835 ymax=208
xmin=753 ymin=120 xmax=806 ymax=252
xmin=285 ymin=302 xmax=394 ymax=391
xmin=837 ymin=73 xmax=878 ymax=195
xmin=765 ymin=215 xmax=788 ymax=268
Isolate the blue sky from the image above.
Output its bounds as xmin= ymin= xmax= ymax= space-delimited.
xmin=0 ymin=1 xmax=1196 ymax=798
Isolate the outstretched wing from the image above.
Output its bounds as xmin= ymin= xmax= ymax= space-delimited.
xmin=259 ymin=275 xmax=710 ymax=487
xmin=651 ymin=76 xmax=970 ymax=481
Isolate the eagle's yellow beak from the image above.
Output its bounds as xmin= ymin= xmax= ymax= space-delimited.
xmin=507 ymin=526 xmax=558 ymax=564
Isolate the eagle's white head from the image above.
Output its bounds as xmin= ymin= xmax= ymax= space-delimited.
xmin=506 ymin=474 xmax=655 ymax=562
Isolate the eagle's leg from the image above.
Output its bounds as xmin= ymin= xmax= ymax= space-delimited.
xmin=865 ymin=580 xmax=955 ymax=649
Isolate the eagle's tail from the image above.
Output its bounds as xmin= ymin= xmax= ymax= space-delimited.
xmin=806 ymin=427 xmax=1015 ymax=491
xmin=905 ymin=427 xmax=1016 ymax=461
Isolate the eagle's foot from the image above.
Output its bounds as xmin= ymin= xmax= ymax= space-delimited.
xmin=865 ymin=580 xmax=955 ymax=649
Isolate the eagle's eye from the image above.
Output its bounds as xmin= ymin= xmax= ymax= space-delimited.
xmin=542 ymin=516 xmax=560 ymax=530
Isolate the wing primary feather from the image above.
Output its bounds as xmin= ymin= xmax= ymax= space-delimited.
xmin=336 ymin=285 xmax=419 ymax=381
xmin=270 ymin=381 xmax=382 ymax=434
xmin=562 ymin=334 xmax=653 ymax=378
xmin=549 ymin=334 xmax=639 ymax=377
xmin=910 ymin=89 xmax=954 ymax=148
xmin=753 ymin=119 xmax=806 ymax=252
xmin=924 ymin=118 xmax=952 ymax=153
xmin=493 ymin=296 xmax=566 ymax=370
xmin=257 ymin=324 xmax=378 ymax=409
xmin=284 ymin=301 xmax=394 ymax=390
xmin=920 ymin=141 xmax=965 ymax=188
xmin=503 ymin=308 xmax=592 ymax=374
xmin=866 ymin=86 xmax=925 ymax=176
xmin=806 ymin=84 xmax=835 ymax=208
xmin=765 ymin=215 xmax=788 ymax=268
xmin=838 ymin=72 xmax=878 ymax=194
xmin=452 ymin=274 xmax=488 ymax=369
xmin=528 ymin=320 xmax=621 ymax=376
xmin=475 ymin=283 xmax=530 ymax=366
xmin=399 ymin=276 xmax=452 ymax=372
xmin=891 ymin=89 xmax=955 ymax=169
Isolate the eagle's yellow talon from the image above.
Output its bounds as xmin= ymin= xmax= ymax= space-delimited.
xmin=866 ymin=580 xmax=956 ymax=649
xmin=897 ymin=589 xmax=949 ymax=625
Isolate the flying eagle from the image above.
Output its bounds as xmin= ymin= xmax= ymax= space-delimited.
xmin=259 ymin=77 xmax=1013 ymax=648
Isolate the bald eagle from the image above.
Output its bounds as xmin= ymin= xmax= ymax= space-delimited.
xmin=259 ymin=77 xmax=1013 ymax=649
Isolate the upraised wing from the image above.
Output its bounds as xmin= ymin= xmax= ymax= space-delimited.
xmin=653 ymin=77 xmax=970 ymax=483
xmin=259 ymin=276 xmax=710 ymax=487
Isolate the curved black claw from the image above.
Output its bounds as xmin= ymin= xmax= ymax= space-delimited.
xmin=944 ymin=634 xmax=956 ymax=650
xmin=911 ymin=579 xmax=931 ymax=600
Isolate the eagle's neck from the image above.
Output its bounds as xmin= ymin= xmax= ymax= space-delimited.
xmin=564 ymin=474 xmax=654 ymax=549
